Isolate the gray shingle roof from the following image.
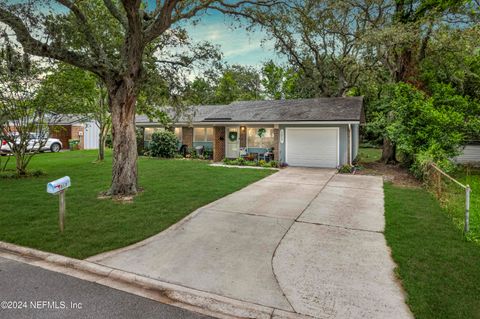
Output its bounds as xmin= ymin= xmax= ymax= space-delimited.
xmin=135 ymin=97 xmax=363 ymax=124
xmin=135 ymin=104 xmax=229 ymax=124
xmin=47 ymin=114 xmax=90 ymax=125
xmin=205 ymin=97 xmax=363 ymax=122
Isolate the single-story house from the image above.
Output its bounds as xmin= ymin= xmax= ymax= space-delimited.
xmin=49 ymin=115 xmax=100 ymax=150
xmin=3 ymin=114 xmax=100 ymax=150
xmin=136 ymin=97 xmax=364 ymax=168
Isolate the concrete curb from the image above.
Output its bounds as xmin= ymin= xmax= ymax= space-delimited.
xmin=0 ymin=241 xmax=313 ymax=319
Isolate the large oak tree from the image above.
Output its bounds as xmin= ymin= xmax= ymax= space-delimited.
xmin=0 ymin=0 xmax=273 ymax=196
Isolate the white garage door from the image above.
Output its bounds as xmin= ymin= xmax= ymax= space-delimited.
xmin=286 ymin=128 xmax=339 ymax=168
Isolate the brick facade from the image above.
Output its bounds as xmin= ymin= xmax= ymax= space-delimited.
xmin=239 ymin=126 xmax=246 ymax=148
xmin=273 ymin=128 xmax=280 ymax=161
xmin=182 ymin=127 xmax=193 ymax=148
xmin=71 ymin=125 xmax=85 ymax=150
xmin=49 ymin=125 xmax=71 ymax=149
xmin=213 ymin=126 xmax=225 ymax=162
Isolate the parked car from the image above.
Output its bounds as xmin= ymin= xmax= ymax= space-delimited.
xmin=1 ymin=133 xmax=62 ymax=155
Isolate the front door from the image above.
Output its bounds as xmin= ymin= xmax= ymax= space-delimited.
xmin=226 ymin=127 xmax=240 ymax=158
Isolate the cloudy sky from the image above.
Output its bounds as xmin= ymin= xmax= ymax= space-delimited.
xmin=184 ymin=11 xmax=283 ymax=67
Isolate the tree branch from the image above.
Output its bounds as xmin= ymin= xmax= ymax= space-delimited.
xmin=143 ymin=0 xmax=180 ymax=44
xmin=103 ymin=0 xmax=128 ymax=29
xmin=0 ymin=6 xmax=106 ymax=76
xmin=55 ymin=0 xmax=107 ymax=63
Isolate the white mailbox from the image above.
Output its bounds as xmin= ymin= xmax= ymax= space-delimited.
xmin=47 ymin=176 xmax=71 ymax=194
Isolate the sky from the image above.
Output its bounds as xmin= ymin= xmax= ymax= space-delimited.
xmin=183 ymin=11 xmax=283 ymax=68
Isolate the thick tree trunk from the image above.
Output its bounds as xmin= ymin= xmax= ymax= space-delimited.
xmin=106 ymin=80 xmax=138 ymax=196
xmin=381 ymin=137 xmax=397 ymax=164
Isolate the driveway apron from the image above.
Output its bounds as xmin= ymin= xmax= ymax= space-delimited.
xmin=89 ymin=168 xmax=412 ymax=318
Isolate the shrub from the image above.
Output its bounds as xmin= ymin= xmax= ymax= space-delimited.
xmin=0 ymin=169 xmax=46 ymax=179
xmin=222 ymin=158 xmax=280 ymax=169
xmin=187 ymin=147 xmax=199 ymax=159
xmin=105 ymin=134 xmax=113 ymax=148
xmin=136 ymin=128 xmax=145 ymax=155
xmin=203 ymin=149 xmax=213 ymax=160
xmin=266 ymin=160 xmax=279 ymax=168
xmin=338 ymin=164 xmax=354 ymax=174
xmin=148 ymin=131 xmax=178 ymax=158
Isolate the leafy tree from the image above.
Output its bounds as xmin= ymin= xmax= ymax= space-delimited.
xmin=185 ymin=77 xmax=217 ymax=105
xmin=253 ymin=0 xmax=388 ymax=97
xmin=260 ymin=61 xmax=317 ymax=100
xmin=369 ymin=82 xmax=480 ymax=175
xmin=37 ymin=64 xmax=111 ymax=161
xmin=0 ymin=0 xmax=275 ymax=196
xmin=261 ymin=60 xmax=284 ymax=100
xmin=0 ymin=42 xmax=60 ymax=175
xmin=214 ymin=65 xmax=263 ymax=103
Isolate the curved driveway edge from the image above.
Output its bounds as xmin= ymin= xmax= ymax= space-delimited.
xmin=88 ymin=168 xmax=412 ymax=318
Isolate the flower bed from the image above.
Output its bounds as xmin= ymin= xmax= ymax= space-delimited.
xmin=223 ymin=157 xmax=281 ymax=168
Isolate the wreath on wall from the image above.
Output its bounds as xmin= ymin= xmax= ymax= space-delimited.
xmin=228 ymin=131 xmax=238 ymax=142
xmin=257 ymin=128 xmax=266 ymax=138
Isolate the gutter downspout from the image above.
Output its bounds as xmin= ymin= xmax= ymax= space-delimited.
xmin=348 ymin=124 xmax=352 ymax=166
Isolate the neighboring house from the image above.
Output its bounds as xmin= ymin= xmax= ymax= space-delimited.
xmin=136 ymin=97 xmax=364 ymax=168
xmin=49 ymin=115 xmax=100 ymax=150
xmin=454 ymin=142 xmax=480 ymax=166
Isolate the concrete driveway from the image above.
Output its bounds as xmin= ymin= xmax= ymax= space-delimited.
xmin=89 ymin=168 xmax=412 ymax=318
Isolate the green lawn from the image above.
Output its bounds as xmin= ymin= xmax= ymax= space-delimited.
xmin=357 ymin=147 xmax=382 ymax=163
xmin=384 ymin=183 xmax=480 ymax=319
xmin=0 ymin=150 xmax=274 ymax=259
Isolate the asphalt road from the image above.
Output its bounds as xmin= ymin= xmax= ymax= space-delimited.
xmin=0 ymin=257 xmax=212 ymax=319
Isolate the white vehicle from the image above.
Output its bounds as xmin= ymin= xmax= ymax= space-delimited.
xmin=1 ymin=133 xmax=62 ymax=155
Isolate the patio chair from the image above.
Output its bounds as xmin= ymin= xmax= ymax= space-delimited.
xmin=263 ymin=151 xmax=273 ymax=162
xmin=195 ymin=145 xmax=205 ymax=156
xmin=179 ymin=144 xmax=188 ymax=157
xmin=240 ymin=147 xmax=248 ymax=158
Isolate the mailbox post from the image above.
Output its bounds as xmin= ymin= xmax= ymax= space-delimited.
xmin=47 ymin=176 xmax=71 ymax=233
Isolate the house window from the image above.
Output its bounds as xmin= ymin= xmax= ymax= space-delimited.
xmin=144 ymin=127 xmax=164 ymax=141
xmin=194 ymin=127 xmax=213 ymax=142
xmin=174 ymin=127 xmax=182 ymax=141
xmin=247 ymin=128 xmax=274 ymax=148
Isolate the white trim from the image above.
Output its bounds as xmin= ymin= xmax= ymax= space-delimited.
xmin=348 ymin=124 xmax=352 ymax=166
xmin=285 ymin=127 xmax=340 ymax=168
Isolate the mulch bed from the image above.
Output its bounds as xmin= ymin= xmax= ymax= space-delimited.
xmin=355 ymin=161 xmax=421 ymax=188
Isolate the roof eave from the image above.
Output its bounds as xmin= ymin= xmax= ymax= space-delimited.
xmin=136 ymin=120 xmax=361 ymax=126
